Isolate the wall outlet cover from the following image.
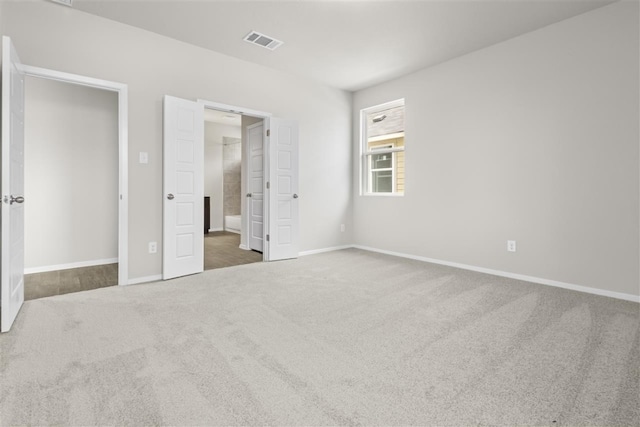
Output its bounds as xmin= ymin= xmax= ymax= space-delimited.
xmin=139 ymin=152 xmax=149 ymax=164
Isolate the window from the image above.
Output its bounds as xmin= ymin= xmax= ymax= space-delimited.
xmin=361 ymin=99 xmax=405 ymax=195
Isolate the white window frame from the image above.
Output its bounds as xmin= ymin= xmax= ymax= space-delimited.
xmin=368 ymin=150 xmax=395 ymax=193
xmin=360 ymin=99 xmax=405 ymax=196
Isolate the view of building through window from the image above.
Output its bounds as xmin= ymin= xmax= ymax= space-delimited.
xmin=362 ymin=100 xmax=405 ymax=194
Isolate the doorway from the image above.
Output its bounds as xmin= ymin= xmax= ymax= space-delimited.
xmin=162 ymin=95 xmax=299 ymax=281
xmin=1 ymin=36 xmax=129 ymax=332
xmin=203 ymin=109 xmax=263 ymax=270
xmin=22 ymin=76 xmax=119 ymax=300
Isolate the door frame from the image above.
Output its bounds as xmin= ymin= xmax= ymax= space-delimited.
xmin=22 ymin=65 xmax=129 ymax=286
xmin=197 ymin=99 xmax=272 ymax=260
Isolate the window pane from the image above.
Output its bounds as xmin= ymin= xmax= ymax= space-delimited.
xmin=366 ymin=105 xmax=404 ymax=139
xmin=372 ymin=152 xmax=392 ymax=169
xmin=396 ymin=150 xmax=404 ymax=193
xmin=371 ymin=143 xmax=393 ymax=151
xmin=372 ymin=170 xmax=392 ymax=193
xmin=368 ymin=137 xmax=404 ymax=151
xmin=362 ymin=99 xmax=405 ymax=195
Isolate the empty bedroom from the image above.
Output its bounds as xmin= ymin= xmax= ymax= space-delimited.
xmin=0 ymin=0 xmax=638 ymax=426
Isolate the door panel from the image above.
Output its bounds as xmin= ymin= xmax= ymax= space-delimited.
xmin=267 ymin=118 xmax=299 ymax=261
xmin=1 ymin=36 xmax=26 ymax=332
xmin=247 ymin=122 xmax=264 ymax=252
xmin=163 ymin=96 xmax=204 ymax=280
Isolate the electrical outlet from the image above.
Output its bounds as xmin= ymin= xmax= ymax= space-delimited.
xmin=507 ymin=240 xmax=517 ymax=252
xmin=340 ymin=224 xmax=345 ymax=232
xmin=149 ymin=241 xmax=157 ymax=254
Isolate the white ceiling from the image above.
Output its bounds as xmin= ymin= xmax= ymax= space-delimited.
xmin=72 ymin=0 xmax=616 ymax=92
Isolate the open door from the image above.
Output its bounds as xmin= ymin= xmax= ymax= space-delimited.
xmin=247 ymin=122 xmax=264 ymax=252
xmin=266 ymin=118 xmax=299 ymax=261
xmin=1 ymin=36 xmax=26 ymax=332
xmin=162 ymin=95 xmax=204 ymax=280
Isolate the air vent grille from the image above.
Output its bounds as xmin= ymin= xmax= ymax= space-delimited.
xmin=243 ymin=31 xmax=283 ymax=51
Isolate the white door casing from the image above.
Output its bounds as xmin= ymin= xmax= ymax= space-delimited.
xmin=163 ymin=95 xmax=204 ymax=280
xmin=247 ymin=122 xmax=264 ymax=252
xmin=267 ymin=118 xmax=299 ymax=261
xmin=19 ymin=65 xmax=129 ymax=287
xmin=194 ymin=100 xmax=299 ymax=263
xmin=1 ymin=36 xmax=26 ymax=332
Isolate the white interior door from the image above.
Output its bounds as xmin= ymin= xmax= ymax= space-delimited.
xmin=267 ymin=118 xmax=299 ymax=261
xmin=163 ymin=95 xmax=204 ymax=280
xmin=247 ymin=122 xmax=264 ymax=252
xmin=1 ymin=36 xmax=26 ymax=332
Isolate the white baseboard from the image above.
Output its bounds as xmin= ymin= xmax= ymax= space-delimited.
xmin=225 ymin=228 xmax=241 ymax=234
xmin=126 ymin=274 xmax=162 ymax=286
xmin=299 ymin=245 xmax=354 ymax=257
xmin=25 ymin=258 xmax=118 ymax=275
xmin=208 ymin=228 xmax=223 ymax=232
xmin=352 ymin=245 xmax=640 ymax=303
xmin=239 ymin=244 xmax=249 ymax=250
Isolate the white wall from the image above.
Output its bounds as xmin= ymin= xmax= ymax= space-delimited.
xmin=353 ymin=1 xmax=639 ymax=297
xmin=0 ymin=0 xmax=353 ymax=280
xmin=222 ymin=137 xmax=242 ymax=218
xmin=204 ymin=121 xmax=240 ymax=231
xmin=24 ymin=76 xmax=118 ymax=270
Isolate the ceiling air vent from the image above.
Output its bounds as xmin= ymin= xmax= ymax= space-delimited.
xmin=243 ymin=31 xmax=283 ymax=51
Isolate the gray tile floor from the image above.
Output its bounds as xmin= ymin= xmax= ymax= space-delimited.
xmin=24 ymin=263 xmax=118 ymax=301
xmin=205 ymin=231 xmax=262 ymax=270
xmin=23 ymin=232 xmax=261 ymax=301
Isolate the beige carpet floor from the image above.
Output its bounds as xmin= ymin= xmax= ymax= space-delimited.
xmin=1 ymin=249 xmax=638 ymax=426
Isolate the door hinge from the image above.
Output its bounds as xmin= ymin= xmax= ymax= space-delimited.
xmin=266 ymin=129 xmax=270 ymax=137
xmin=266 ymin=234 xmax=270 ymax=242
xmin=266 ymin=181 xmax=270 ymax=189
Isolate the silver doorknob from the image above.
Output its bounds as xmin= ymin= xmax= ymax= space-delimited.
xmin=246 ymin=193 xmax=252 ymax=198
xmin=167 ymin=193 xmax=175 ymax=200
xmin=293 ymin=194 xmax=298 ymax=199
xmin=10 ymin=195 xmax=24 ymax=204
